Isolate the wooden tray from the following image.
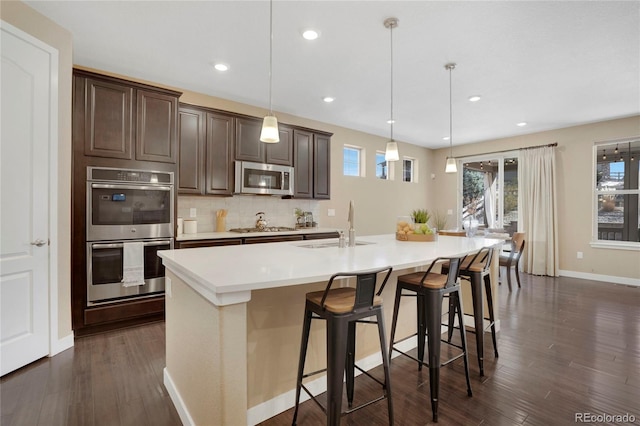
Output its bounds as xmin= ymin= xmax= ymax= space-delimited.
xmin=396 ymin=232 xmax=436 ymax=242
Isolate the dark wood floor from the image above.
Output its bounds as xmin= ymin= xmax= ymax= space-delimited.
xmin=2 ymin=274 xmax=639 ymax=425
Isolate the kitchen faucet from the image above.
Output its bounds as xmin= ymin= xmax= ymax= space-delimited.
xmin=348 ymin=200 xmax=356 ymax=247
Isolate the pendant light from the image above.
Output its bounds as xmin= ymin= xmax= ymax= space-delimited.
xmin=445 ymin=63 xmax=457 ymax=173
xmin=602 ymin=149 xmax=607 ymax=160
xmin=384 ymin=17 xmax=399 ymax=161
xmin=260 ymin=0 xmax=279 ymax=143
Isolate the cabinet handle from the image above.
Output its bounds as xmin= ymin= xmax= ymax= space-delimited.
xmin=31 ymin=239 xmax=48 ymax=247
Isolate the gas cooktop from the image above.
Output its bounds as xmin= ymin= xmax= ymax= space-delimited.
xmin=229 ymin=227 xmax=298 ymax=233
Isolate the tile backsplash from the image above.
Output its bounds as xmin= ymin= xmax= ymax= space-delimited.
xmin=178 ymin=196 xmax=320 ymax=232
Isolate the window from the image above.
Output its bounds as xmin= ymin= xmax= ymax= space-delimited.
xmin=593 ymin=139 xmax=639 ymax=246
xmin=402 ymin=158 xmax=415 ymax=182
xmin=459 ymin=155 xmax=519 ymax=235
xmin=343 ymin=146 xmax=362 ymax=177
xmin=376 ymin=152 xmax=388 ymax=180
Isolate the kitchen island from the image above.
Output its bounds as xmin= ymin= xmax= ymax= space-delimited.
xmin=158 ymin=234 xmax=503 ymax=425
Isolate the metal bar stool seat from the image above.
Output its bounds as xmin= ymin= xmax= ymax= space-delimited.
xmin=389 ymin=257 xmax=472 ymax=422
xmin=292 ymin=266 xmax=394 ymax=426
xmin=443 ymin=246 xmax=498 ymax=376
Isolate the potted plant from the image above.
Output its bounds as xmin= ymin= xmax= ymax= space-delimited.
xmin=411 ymin=209 xmax=430 ymax=224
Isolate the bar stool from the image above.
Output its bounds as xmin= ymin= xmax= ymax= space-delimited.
xmin=389 ymin=257 xmax=472 ymax=422
xmin=444 ymin=246 xmax=498 ymax=376
xmin=292 ymin=266 xmax=394 ymax=426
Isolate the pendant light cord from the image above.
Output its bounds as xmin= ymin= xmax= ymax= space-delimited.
xmin=390 ymin=21 xmax=394 ymax=142
xmin=268 ymin=0 xmax=273 ymax=115
xmin=449 ymin=66 xmax=453 ymax=157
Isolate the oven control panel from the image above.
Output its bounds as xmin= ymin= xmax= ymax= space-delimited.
xmin=88 ymin=167 xmax=173 ymax=184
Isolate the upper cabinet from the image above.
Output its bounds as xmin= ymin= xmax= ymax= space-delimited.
xmin=294 ymin=129 xmax=332 ymax=199
xmin=82 ymin=77 xmax=134 ymax=160
xmin=177 ymin=107 xmax=206 ymax=193
xmin=178 ymin=104 xmax=234 ymax=196
xmin=75 ymin=69 xmax=181 ymax=164
xmin=235 ymin=116 xmax=293 ymax=166
xmin=313 ymin=133 xmax=331 ymax=199
xmin=136 ymin=90 xmax=178 ymax=163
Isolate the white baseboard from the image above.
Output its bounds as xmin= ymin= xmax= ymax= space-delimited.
xmin=49 ymin=332 xmax=74 ymax=356
xmin=558 ymin=270 xmax=640 ymax=287
xmin=246 ymin=337 xmax=418 ymax=425
xmin=164 ymin=368 xmax=195 ymax=426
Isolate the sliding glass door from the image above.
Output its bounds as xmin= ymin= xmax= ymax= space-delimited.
xmin=458 ymin=154 xmax=519 ymax=236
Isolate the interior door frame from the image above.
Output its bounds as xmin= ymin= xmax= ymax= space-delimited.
xmin=1 ymin=20 xmax=62 ymax=357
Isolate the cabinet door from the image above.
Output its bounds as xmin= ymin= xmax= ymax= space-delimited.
xmin=266 ymin=125 xmax=293 ymax=165
xmin=205 ymin=112 xmax=235 ymax=195
xmin=313 ymin=133 xmax=331 ymax=199
xmin=293 ymin=129 xmax=313 ymax=198
xmin=177 ymin=107 xmax=205 ymax=194
xmin=84 ymin=77 xmax=134 ymax=159
xmin=136 ymin=89 xmax=178 ymax=163
xmin=235 ymin=116 xmax=264 ymax=162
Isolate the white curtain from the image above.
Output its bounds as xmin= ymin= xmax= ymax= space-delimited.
xmin=484 ymin=172 xmax=497 ymax=229
xmin=518 ymin=146 xmax=559 ymax=276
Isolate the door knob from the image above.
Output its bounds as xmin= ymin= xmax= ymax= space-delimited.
xmin=31 ymin=239 xmax=47 ymax=247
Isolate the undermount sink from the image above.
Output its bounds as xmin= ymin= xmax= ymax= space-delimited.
xmin=299 ymin=241 xmax=375 ymax=249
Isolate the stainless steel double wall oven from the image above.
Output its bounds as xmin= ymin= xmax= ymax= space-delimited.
xmin=86 ymin=167 xmax=174 ymax=306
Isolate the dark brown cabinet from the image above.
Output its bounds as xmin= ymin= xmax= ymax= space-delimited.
xmin=136 ymin=90 xmax=178 ymax=163
xmin=303 ymin=232 xmax=339 ymax=240
xmin=72 ymin=69 xmax=181 ymax=337
xmin=313 ymin=133 xmax=331 ymax=199
xmin=205 ymin=112 xmax=235 ymax=195
xmin=83 ymin=77 xmax=134 ymax=159
xmin=176 ymin=238 xmax=242 ymax=249
xmin=177 ymin=107 xmax=205 ymax=193
xmin=294 ymin=129 xmax=332 ymax=199
xmin=293 ymin=129 xmax=313 ymax=198
xmin=177 ymin=104 xmax=234 ymax=196
xmin=235 ymin=116 xmax=293 ymax=166
xmin=78 ymin=70 xmax=179 ymax=164
xmin=176 ymin=232 xmax=335 ymax=248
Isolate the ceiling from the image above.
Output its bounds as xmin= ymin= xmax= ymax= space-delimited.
xmin=25 ymin=1 xmax=640 ymax=149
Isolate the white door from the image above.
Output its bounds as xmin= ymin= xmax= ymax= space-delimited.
xmin=0 ymin=22 xmax=53 ymax=376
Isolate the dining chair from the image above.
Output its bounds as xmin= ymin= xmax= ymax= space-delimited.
xmin=499 ymin=232 xmax=525 ymax=290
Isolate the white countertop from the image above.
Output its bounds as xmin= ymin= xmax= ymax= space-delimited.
xmin=176 ymin=227 xmax=339 ymax=241
xmin=159 ymin=233 xmax=504 ymax=306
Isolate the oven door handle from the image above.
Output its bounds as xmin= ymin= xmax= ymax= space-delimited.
xmin=91 ymin=183 xmax=172 ymax=191
xmin=91 ymin=240 xmax=173 ymax=249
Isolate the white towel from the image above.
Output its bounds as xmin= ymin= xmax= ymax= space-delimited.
xmin=122 ymin=242 xmax=145 ymax=287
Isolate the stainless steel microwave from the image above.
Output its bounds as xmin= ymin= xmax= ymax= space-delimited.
xmin=234 ymin=161 xmax=294 ymax=196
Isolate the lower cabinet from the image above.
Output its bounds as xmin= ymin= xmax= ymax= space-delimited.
xmin=243 ymin=235 xmax=304 ymax=244
xmin=176 ymin=232 xmax=337 ymax=248
xmin=176 ymin=238 xmax=242 ymax=249
xmin=303 ymin=232 xmax=339 ymax=240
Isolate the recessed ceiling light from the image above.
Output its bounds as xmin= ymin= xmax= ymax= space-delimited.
xmin=386 ymin=119 xmax=396 ymax=124
xmin=214 ymin=63 xmax=229 ymax=72
xmin=516 ymin=122 xmax=528 ymax=127
xmin=443 ymin=136 xmax=450 ymax=141
xmin=322 ymin=96 xmax=335 ymax=103
xmin=468 ymin=95 xmax=481 ymax=102
xmin=302 ymin=30 xmax=319 ymax=40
